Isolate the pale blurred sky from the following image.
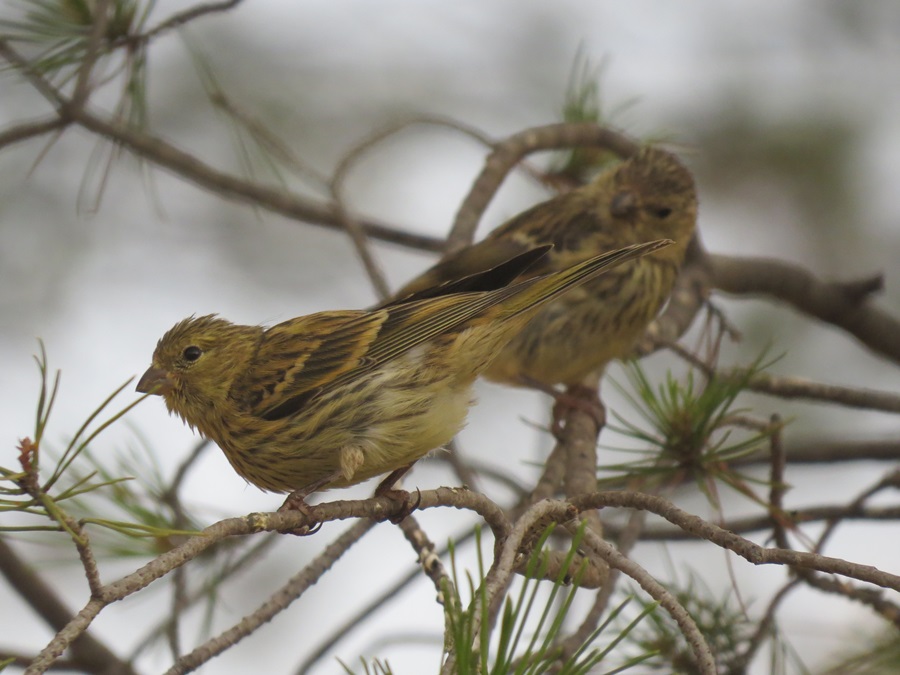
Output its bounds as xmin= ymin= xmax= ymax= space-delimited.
xmin=1 ymin=2 xmax=899 ymax=673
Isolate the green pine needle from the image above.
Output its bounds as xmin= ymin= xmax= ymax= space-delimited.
xmin=621 ymin=572 xmax=801 ymax=674
xmin=441 ymin=524 xmax=655 ymax=674
xmin=603 ymin=351 xmax=783 ymax=506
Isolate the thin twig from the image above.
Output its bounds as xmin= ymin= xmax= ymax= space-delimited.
xmin=167 ymin=564 xmax=185 ymax=659
xmin=0 ymin=41 xmax=68 ymax=109
xmin=578 ymin=527 xmax=718 ymax=675
xmin=1 ymin=43 xmax=443 ymax=252
xmin=0 ymin=652 xmax=78 ymax=671
xmin=438 ymin=439 xmax=482 ymax=494
xmin=128 ymin=533 xmax=281 ymax=661
xmin=70 ymin=0 xmax=111 ymax=108
xmin=328 ymin=182 xmax=391 ymax=300
xmin=207 ymin=88 xmax=330 ymax=190
xmin=555 ymin=504 xmax=652 ymax=661
xmin=571 ymin=492 xmax=900 ymax=591
xmin=294 ymin=527 xmax=480 ymax=675
xmin=799 ymin=572 xmax=900 ymax=628
xmin=814 ymin=468 xmax=900 ymax=554
xmin=28 ymin=513 xmax=276 ymax=672
xmin=669 ymin=339 xmax=900 ymax=414
xmin=396 ymin=515 xmax=453 ymax=600
xmin=71 ymin=106 xmax=444 ymax=251
xmin=139 ymin=0 xmax=246 ymax=43
xmin=16 ymin=458 xmax=105 ymax=600
xmin=795 ymin=471 xmax=900 ymax=624
xmin=611 ymin=504 xmax=900 ymax=540
xmin=441 ymin=499 xmax=576 ymax=675
xmin=163 ymin=519 xmax=375 ymax=675
xmin=744 ymin=372 xmax=900 ymax=414
xmin=733 ymin=438 xmax=900 ymax=466
xmin=524 ymin=437 xmax=568 ymax=507
xmin=485 ymin=502 xmax=575 ymax=634
xmin=447 ymin=122 xmax=640 ymax=253
xmin=332 ymin=114 xmax=495 ymax=194
xmin=725 ymin=579 xmax=801 ymax=675
xmin=165 ymin=440 xmax=212 ymax=501
xmin=25 ymin=598 xmax=106 ymax=675
xmin=768 ymin=414 xmax=790 ymax=550
xmin=0 ymin=117 xmax=70 ymax=151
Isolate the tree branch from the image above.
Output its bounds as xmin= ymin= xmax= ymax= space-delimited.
xmin=618 ymin=505 xmax=900 ymax=540
xmin=67 ymin=106 xmax=443 ymax=252
xmin=0 ymin=538 xmax=137 ymax=675
xmin=572 ymin=492 xmax=900 ymax=591
xmin=0 ymin=117 xmax=70 ymax=152
xmin=709 ymin=252 xmax=900 ymax=365
xmin=140 ymin=0 xmax=246 ymax=42
xmin=578 ymin=527 xmax=717 ymax=675
xmin=734 ymin=438 xmax=900 ymax=466
xmin=447 ymin=122 xmax=640 ymax=253
xmin=163 ymin=520 xmax=375 ymax=675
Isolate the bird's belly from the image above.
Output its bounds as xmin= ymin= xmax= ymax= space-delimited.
xmin=220 ymin=360 xmax=473 ymax=493
xmin=338 ymin=384 xmax=472 ymax=485
xmin=484 ymin=264 xmax=671 ymax=387
xmin=484 ymin=323 xmax=632 ymax=386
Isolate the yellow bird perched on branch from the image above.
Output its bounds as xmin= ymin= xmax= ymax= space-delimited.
xmin=137 ymin=240 xmax=670 ymax=508
xmin=391 ymin=146 xmax=698 ymax=391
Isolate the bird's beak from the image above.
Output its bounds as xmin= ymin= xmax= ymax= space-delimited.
xmin=136 ymin=367 xmax=174 ymax=395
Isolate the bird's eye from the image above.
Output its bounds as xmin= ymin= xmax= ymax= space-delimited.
xmin=651 ymin=207 xmax=672 ymax=219
xmin=182 ymin=346 xmax=202 ymax=362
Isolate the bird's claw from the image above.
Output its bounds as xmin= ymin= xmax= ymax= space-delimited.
xmin=277 ymin=491 xmax=322 ymax=536
xmin=378 ymin=487 xmax=421 ymax=524
xmin=551 ymin=384 xmax=605 ymax=438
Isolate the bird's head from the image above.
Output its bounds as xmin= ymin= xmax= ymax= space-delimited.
xmin=137 ymin=314 xmax=262 ymax=424
xmin=609 ymin=146 xmax=698 ymax=257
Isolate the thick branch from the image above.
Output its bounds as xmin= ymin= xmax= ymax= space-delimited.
xmin=0 ymin=538 xmax=136 ymax=675
xmin=709 ymin=252 xmax=900 ymax=365
xmin=68 ymin=108 xmax=443 ymax=252
xmin=558 ymin=377 xmax=610 ymax=588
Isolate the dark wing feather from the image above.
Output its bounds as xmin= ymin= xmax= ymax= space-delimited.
xmin=231 ymin=310 xmax=387 ymax=419
xmin=235 ymin=240 xmax=666 ymax=421
xmin=393 ymin=185 xmax=615 ymax=298
xmin=236 ymin=285 xmax=532 ymax=421
xmin=381 ymin=245 xmax=551 ymax=308
xmin=365 ymin=240 xmax=669 ymax=372
xmin=392 ymin=236 xmax=531 ymax=298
